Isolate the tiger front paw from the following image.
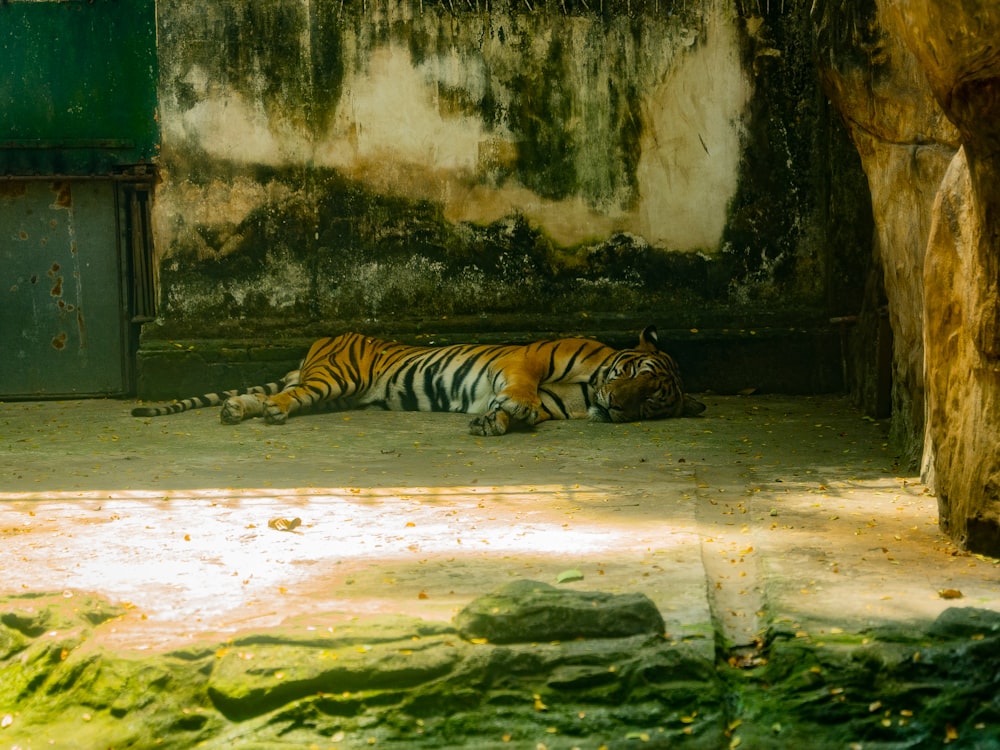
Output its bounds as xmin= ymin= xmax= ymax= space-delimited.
xmin=469 ymin=409 xmax=510 ymax=437
xmin=504 ymin=401 xmax=540 ymax=425
xmin=494 ymin=392 xmax=541 ymax=426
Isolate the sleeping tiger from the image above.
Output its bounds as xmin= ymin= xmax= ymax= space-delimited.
xmin=131 ymin=326 xmax=705 ymax=436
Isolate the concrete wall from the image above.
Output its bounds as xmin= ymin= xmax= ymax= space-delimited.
xmin=140 ymin=0 xmax=871 ymax=395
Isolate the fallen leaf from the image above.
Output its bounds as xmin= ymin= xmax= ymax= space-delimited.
xmin=938 ymin=588 xmax=963 ymax=600
xmin=268 ymin=517 xmax=302 ymax=532
xmin=556 ymin=569 xmax=584 ymax=584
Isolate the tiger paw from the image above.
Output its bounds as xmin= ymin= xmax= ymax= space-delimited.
xmin=220 ymin=398 xmax=245 ymax=425
xmin=469 ymin=409 xmax=510 ymax=436
xmin=502 ymin=399 xmax=540 ymax=426
xmin=221 ymin=394 xmax=267 ymax=424
xmin=263 ymin=400 xmax=289 ymax=425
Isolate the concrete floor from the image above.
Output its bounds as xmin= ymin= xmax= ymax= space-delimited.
xmin=1 ymin=394 xmax=997 ymax=655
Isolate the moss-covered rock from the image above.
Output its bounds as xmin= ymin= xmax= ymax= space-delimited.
xmin=2 ymin=591 xmax=996 ymax=748
xmin=454 ymin=579 xmax=666 ymax=643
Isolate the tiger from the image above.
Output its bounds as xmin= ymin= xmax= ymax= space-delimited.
xmin=130 ymin=326 xmax=705 ymax=436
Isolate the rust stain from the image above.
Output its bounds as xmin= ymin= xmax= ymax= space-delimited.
xmin=0 ymin=182 xmax=26 ymax=199
xmin=47 ymin=263 xmax=62 ymax=297
xmin=76 ymin=309 xmax=87 ymax=348
xmin=51 ymin=181 xmax=72 ymax=209
xmin=18 ymin=230 xmax=28 ymax=241
xmin=52 ymin=332 xmax=68 ymax=350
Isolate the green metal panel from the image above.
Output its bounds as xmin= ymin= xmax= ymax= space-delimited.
xmin=0 ymin=0 xmax=159 ymax=175
xmin=1 ymin=179 xmax=129 ymax=396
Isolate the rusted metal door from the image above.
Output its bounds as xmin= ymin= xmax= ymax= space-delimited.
xmin=1 ymin=180 xmax=130 ymax=396
xmin=0 ymin=0 xmax=158 ymax=397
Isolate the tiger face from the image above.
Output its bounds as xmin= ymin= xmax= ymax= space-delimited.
xmin=587 ymin=328 xmax=705 ymax=423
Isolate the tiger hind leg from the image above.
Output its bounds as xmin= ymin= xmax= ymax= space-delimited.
xmin=219 ymin=370 xmax=301 ymax=424
xmin=220 ymin=393 xmax=268 ymax=424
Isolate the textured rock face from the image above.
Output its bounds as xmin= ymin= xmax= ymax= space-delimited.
xmin=813 ymin=0 xmax=959 ymax=464
xmin=817 ymin=0 xmax=1000 ymax=554
xmin=890 ymin=1 xmax=1000 ymax=554
xmin=3 ymin=592 xmax=999 ymax=748
xmin=923 ymin=149 xmax=1000 ymax=552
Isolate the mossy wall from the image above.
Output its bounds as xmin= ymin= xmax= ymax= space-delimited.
xmin=146 ymin=0 xmax=871 ymax=351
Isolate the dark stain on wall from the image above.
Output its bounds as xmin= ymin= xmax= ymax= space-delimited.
xmin=723 ymin=3 xmax=872 ymax=312
xmin=157 ymin=167 xmax=736 ymax=338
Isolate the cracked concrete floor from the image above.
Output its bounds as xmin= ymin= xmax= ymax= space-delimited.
xmin=1 ymin=394 xmax=997 ymax=654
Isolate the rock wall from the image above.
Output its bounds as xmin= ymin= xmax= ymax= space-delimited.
xmin=891 ymin=0 xmax=1000 ymax=554
xmin=812 ymin=0 xmax=959 ymax=465
xmin=816 ymin=0 xmax=1000 ymax=554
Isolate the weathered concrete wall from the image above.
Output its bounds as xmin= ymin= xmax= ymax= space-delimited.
xmin=145 ymin=0 xmax=870 ymax=351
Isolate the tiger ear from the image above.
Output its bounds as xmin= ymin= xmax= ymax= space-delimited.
xmin=637 ymin=325 xmax=659 ymax=352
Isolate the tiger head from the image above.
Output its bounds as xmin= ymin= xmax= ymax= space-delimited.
xmin=588 ymin=326 xmax=705 ymax=423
